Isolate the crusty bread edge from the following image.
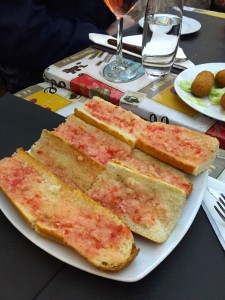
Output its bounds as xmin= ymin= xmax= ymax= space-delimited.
xmin=136 ymin=138 xmax=196 ymax=174
xmin=108 ymin=160 xmax=186 ymax=203
xmin=115 ymin=149 xmax=193 ymax=197
xmin=34 ymin=128 xmax=105 ymax=168
xmin=91 ymin=161 xmax=186 ymax=243
xmin=0 ymin=187 xmax=37 ymax=227
xmin=74 ymin=107 xmax=136 ymax=147
xmin=35 ymin=209 xmax=139 ymax=272
xmin=136 ymin=136 xmax=219 ymax=176
xmin=31 ymin=129 xmax=105 ymax=190
xmin=0 ymin=149 xmax=47 ymax=227
xmin=109 ymin=161 xmax=186 ymax=243
xmin=0 ymin=148 xmax=139 ymax=271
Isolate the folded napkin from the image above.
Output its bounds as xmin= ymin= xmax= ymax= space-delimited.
xmin=89 ymin=33 xmax=194 ymax=69
xmin=202 ymin=176 xmax=225 ymax=250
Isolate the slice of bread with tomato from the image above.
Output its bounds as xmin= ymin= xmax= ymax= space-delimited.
xmin=0 ymin=149 xmax=139 ymax=271
xmin=75 ymin=97 xmax=219 ymax=175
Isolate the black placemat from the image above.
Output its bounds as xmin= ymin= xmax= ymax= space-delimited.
xmin=0 ymin=92 xmax=65 ymax=159
xmin=0 ymin=93 xmax=66 ymax=299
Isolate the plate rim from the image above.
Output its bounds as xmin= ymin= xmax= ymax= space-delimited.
xmin=174 ymin=62 xmax=225 ymax=122
xmin=138 ymin=16 xmax=201 ymax=35
xmin=181 ymin=16 xmax=201 ymax=35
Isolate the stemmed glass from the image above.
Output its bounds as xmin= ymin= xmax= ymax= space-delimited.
xmin=102 ymin=0 xmax=144 ymax=83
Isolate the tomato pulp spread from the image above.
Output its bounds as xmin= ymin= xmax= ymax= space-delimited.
xmin=85 ymin=99 xmax=146 ymax=136
xmin=141 ymin=123 xmax=211 ymax=164
xmin=54 ymin=116 xmax=131 ymax=165
xmin=0 ymin=152 xmax=133 ymax=261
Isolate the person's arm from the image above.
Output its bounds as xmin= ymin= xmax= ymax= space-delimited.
xmin=0 ymin=0 xmax=114 ymax=69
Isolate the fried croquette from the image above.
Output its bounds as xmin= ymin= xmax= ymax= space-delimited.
xmin=191 ymin=70 xmax=214 ymax=98
xmin=220 ymin=93 xmax=225 ymax=110
xmin=215 ymin=69 xmax=225 ymax=88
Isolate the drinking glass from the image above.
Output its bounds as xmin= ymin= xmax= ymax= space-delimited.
xmin=102 ymin=0 xmax=144 ymax=83
xmin=142 ymin=0 xmax=183 ymax=77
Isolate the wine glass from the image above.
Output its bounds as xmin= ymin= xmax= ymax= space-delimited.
xmin=102 ymin=0 xmax=144 ymax=83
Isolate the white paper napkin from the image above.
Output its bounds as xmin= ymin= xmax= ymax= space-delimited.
xmin=89 ymin=33 xmax=194 ymax=69
xmin=202 ymin=176 xmax=225 ymax=250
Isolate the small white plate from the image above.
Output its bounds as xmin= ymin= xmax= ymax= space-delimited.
xmin=0 ymin=170 xmax=207 ymax=282
xmin=174 ymin=63 xmax=225 ymax=122
xmin=181 ymin=16 xmax=201 ymax=35
xmin=138 ymin=16 xmax=201 ymax=35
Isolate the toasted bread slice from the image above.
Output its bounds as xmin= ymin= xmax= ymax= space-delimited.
xmin=136 ymin=122 xmax=219 ymax=175
xmin=117 ymin=149 xmax=192 ymax=196
xmin=0 ymin=149 xmax=139 ymax=271
xmin=31 ymin=116 xmax=192 ymax=196
xmin=31 ymin=129 xmax=104 ymax=191
xmin=32 ymin=119 xmax=192 ymax=196
xmin=75 ymin=97 xmax=218 ymax=176
xmin=53 ymin=114 xmax=132 ymax=166
xmin=75 ymin=96 xmax=147 ymax=147
xmin=87 ymin=161 xmax=186 ymax=243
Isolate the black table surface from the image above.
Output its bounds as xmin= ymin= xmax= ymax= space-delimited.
xmin=1 ymin=10 xmax=225 ymax=300
xmin=178 ymin=10 xmax=225 ymax=65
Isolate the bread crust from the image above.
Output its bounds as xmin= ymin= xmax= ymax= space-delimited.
xmin=75 ymin=108 xmax=136 ymax=147
xmin=117 ymin=149 xmax=193 ymax=196
xmin=87 ymin=162 xmax=186 ymax=243
xmin=0 ymin=149 xmax=139 ymax=271
xmin=31 ymin=129 xmax=105 ymax=191
xmin=136 ymin=137 xmax=196 ymax=174
xmin=136 ymin=122 xmax=219 ymax=175
xmin=74 ymin=96 xmax=147 ymax=147
xmin=54 ymin=114 xmax=132 ymax=166
xmin=50 ymin=114 xmax=193 ymax=195
xmin=75 ymin=97 xmax=219 ymax=176
xmin=35 ymin=213 xmax=139 ymax=272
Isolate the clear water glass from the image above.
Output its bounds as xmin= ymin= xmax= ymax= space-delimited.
xmin=142 ymin=0 xmax=183 ymax=77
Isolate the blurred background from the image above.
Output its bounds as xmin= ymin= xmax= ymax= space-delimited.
xmin=130 ymin=0 xmax=224 ymax=20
